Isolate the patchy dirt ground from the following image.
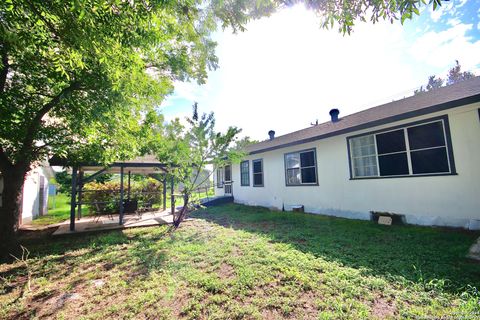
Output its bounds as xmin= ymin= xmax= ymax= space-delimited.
xmin=1 ymin=204 xmax=479 ymax=319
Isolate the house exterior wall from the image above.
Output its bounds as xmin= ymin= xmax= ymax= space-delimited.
xmin=215 ymin=102 xmax=480 ymax=229
xmin=21 ymin=166 xmax=51 ymax=224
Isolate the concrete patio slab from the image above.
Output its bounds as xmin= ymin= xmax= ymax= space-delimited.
xmin=52 ymin=210 xmax=174 ymax=236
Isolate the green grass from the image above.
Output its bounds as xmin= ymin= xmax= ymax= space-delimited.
xmin=2 ymin=203 xmax=479 ymax=319
xmin=30 ymin=193 xmax=89 ymax=226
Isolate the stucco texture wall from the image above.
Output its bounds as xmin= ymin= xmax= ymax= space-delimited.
xmin=21 ymin=166 xmax=50 ymax=224
xmin=225 ymin=103 xmax=480 ymax=229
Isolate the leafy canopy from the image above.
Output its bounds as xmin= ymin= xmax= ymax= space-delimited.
xmin=0 ymin=0 xmax=266 ymax=168
xmin=0 ymin=0 xmax=446 ymax=169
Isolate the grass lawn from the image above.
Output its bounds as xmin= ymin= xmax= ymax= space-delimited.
xmin=1 ymin=204 xmax=479 ymax=319
xmin=30 ymin=193 xmax=90 ymax=227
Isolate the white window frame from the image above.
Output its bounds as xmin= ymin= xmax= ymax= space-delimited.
xmin=348 ymin=118 xmax=454 ymax=179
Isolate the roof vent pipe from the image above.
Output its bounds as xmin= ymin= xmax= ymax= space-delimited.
xmin=329 ymin=108 xmax=340 ymax=123
xmin=268 ymin=130 xmax=275 ymax=140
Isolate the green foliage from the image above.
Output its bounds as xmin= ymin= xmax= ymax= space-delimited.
xmin=0 ymin=0 xmax=447 ymax=169
xmin=1 ymin=203 xmax=478 ymax=319
xmin=0 ymin=0 xmax=276 ymax=169
xmin=55 ymin=171 xmax=112 ymax=194
xmin=153 ymin=103 xmax=242 ymax=225
xmin=54 ymin=171 xmax=72 ymax=194
xmin=83 ymin=178 xmax=163 ymax=214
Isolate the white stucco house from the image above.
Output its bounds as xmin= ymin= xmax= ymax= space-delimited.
xmin=0 ymin=162 xmax=54 ymax=224
xmin=214 ymin=77 xmax=480 ymax=230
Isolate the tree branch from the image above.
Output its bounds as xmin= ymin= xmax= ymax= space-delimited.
xmin=18 ymin=81 xmax=81 ymax=164
xmin=25 ymin=0 xmax=61 ymax=39
xmin=0 ymin=41 xmax=9 ymax=93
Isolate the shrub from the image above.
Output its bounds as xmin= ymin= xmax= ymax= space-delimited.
xmin=83 ymin=178 xmax=163 ymax=215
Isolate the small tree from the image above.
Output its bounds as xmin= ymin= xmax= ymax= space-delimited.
xmin=158 ymin=103 xmax=243 ymax=227
xmin=414 ymin=60 xmax=475 ymax=95
xmin=447 ymin=60 xmax=475 ymax=85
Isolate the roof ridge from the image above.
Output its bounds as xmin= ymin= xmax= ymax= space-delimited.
xmin=247 ymin=76 xmax=480 ymax=153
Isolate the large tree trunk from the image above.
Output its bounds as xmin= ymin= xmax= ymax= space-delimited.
xmin=0 ymin=167 xmax=27 ymax=261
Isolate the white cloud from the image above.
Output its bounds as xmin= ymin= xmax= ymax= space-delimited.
xmin=409 ymin=23 xmax=480 ymax=72
xmin=161 ymin=5 xmax=480 ymax=141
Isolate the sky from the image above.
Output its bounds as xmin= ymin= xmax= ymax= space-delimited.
xmin=159 ymin=0 xmax=480 ymax=142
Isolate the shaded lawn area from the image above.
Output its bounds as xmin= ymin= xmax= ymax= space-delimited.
xmin=1 ymin=204 xmax=479 ymax=319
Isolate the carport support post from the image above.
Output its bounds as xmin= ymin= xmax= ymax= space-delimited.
xmin=170 ymin=175 xmax=174 ymax=215
xmin=127 ymin=170 xmax=131 ymax=201
xmin=119 ymin=166 xmax=124 ymax=225
xmin=162 ymin=175 xmax=167 ymax=211
xmin=77 ymin=170 xmax=84 ymax=220
xmin=69 ymin=166 xmax=78 ymax=231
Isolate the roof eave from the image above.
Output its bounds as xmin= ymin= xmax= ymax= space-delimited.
xmin=248 ymin=93 xmax=480 ymax=155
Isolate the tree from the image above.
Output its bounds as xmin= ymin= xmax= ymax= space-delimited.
xmin=414 ymin=75 xmax=444 ymax=94
xmin=0 ymin=0 xmax=259 ymax=260
xmin=414 ymin=60 xmax=475 ymax=95
xmin=0 ymin=0 xmax=446 ymax=259
xmin=447 ymin=60 xmax=475 ymax=85
xmin=156 ymin=103 xmax=242 ymax=227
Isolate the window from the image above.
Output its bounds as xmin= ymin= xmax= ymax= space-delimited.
xmin=252 ymin=159 xmax=263 ymax=187
xmin=285 ymin=149 xmax=317 ymax=185
xmin=216 ymin=168 xmax=223 ymax=188
xmin=348 ymin=118 xmax=454 ymax=178
xmin=240 ymin=161 xmax=250 ymax=186
xmin=224 ymin=165 xmax=231 ymax=182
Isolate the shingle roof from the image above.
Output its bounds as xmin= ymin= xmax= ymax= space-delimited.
xmin=247 ymin=76 xmax=480 ymax=154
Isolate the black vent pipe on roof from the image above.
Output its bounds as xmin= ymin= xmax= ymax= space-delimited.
xmin=268 ymin=130 xmax=275 ymax=140
xmin=329 ymin=108 xmax=340 ymax=123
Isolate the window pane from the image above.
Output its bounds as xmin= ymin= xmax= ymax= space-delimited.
xmin=352 ymin=144 xmax=376 ymax=157
xmin=408 ymin=121 xmax=446 ymax=150
xmin=353 ymin=156 xmax=377 ymax=168
xmin=216 ymin=169 xmax=223 ymax=187
xmin=300 ymin=151 xmax=315 ymax=167
xmin=350 ymin=135 xmax=378 ymax=177
xmin=301 ymin=167 xmax=316 ymax=183
xmin=351 ymin=135 xmax=375 ymax=150
xmin=411 ymin=147 xmax=449 ymax=174
xmin=253 ymin=173 xmax=263 ymax=186
xmin=253 ymin=160 xmax=262 ymax=173
xmin=240 ymin=161 xmax=249 ymax=185
xmin=286 ymin=168 xmax=300 ymax=185
xmin=376 ymin=130 xmax=406 ymax=154
xmin=354 ymin=165 xmax=378 ymax=177
xmin=379 ymin=153 xmax=409 ymax=176
xmin=224 ymin=165 xmax=231 ymax=181
xmin=286 ymin=153 xmax=300 ymax=169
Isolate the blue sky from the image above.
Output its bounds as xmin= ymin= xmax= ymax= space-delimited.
xmin=160 ymin=0 xmax=480 ymax=141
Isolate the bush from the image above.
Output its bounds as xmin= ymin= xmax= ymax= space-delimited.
xmin=83 ymin=178 xmax=163 ymax=215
